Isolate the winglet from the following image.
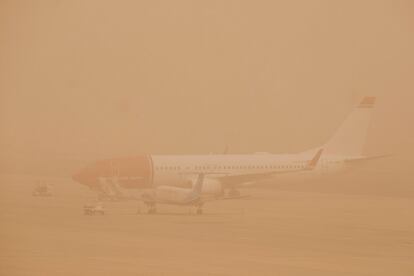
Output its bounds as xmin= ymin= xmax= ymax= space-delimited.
xmin=358 ymin=96 xmax=376 ymax=108
xmin=306 ymin=149 xmax=323 ymax=170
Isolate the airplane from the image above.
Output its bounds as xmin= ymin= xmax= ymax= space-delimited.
xmin=139 ymin=150 xmax=323 ymax=214
xmin=72 ymin=96 xmax=386 ymax=199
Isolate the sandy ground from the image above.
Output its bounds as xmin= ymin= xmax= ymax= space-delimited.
xmin=0 ymin=173 xmax=413 ymax=276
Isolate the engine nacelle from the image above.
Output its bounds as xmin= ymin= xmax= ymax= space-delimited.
xmin=192 ymin=178 xmax=223 ymax=196
xmin=164 ymin=176 xmax=224 ymax=197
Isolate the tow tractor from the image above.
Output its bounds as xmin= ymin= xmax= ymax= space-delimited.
xmin=83 ymin=203 xmax=105 ymax=215
xmin=32 ymin=183 xmax=52 ymax=197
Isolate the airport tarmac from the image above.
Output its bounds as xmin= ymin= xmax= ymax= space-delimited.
xmin=0 ymin=173 xmax=413 ymax=276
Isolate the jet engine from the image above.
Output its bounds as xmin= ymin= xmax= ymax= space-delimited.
xmin=193 ymin=178 xmax=223 ymax=197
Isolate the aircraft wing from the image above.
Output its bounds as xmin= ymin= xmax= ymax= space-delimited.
xmin=200 ymin=194 xmax=251 ymax=203
xmin=216 ymin=168 xmax=306 ymax=185
xmin=216 ymin=149 xmax=323 ymax=186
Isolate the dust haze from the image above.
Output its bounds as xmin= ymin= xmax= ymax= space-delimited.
xmin=1 ymin=1 xmax=413 ymax=275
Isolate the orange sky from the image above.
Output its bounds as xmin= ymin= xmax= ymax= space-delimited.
xmin=1 ymin=0 xmax=413 ymax=176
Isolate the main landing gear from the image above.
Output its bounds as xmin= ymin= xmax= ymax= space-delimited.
xmin=145 ymin=203 xmax=157 ymax=214
xmin=147 ymin=206 xmax=157 ymax=214
xmin=148 ymin=207 xmax=157 ymax=214
xmin=195 ymin=203 xmax=204 ymax=215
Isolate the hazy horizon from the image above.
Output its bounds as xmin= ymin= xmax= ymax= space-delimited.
xmin=1 ymin=1 xmax=413 ymax=176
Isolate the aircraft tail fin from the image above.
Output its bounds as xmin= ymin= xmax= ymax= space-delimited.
xmin=322 ymin=96 xmax=376 ymax=156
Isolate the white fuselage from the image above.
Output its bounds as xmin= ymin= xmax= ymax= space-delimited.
xmin=93 ymin=152 xmax=355 ymax=199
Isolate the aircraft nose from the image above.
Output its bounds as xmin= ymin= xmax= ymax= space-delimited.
xmin=72 ymin=167 xmax=99 ymax=189
xmin=72 ymin=155 xmax=153 ymax=189
xmin=71 ymin=171 xmax=83 ymax=183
